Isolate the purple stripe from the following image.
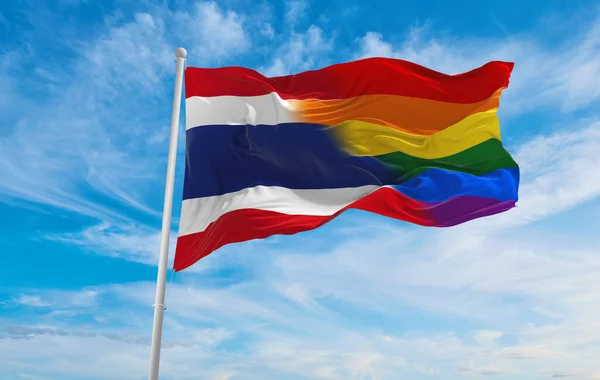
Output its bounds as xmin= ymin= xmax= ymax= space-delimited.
xmin=435 ymin=199 xmax=516 ymax=227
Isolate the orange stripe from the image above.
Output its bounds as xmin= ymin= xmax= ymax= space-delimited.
xmin=290 ymin=89 xmax=503 ymax=135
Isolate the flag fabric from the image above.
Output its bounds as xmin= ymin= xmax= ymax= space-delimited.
xmin=173 ymin=58 xmax=519 ymax=271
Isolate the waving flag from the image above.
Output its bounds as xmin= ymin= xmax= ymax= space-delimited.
xmin=173 ymin=58 xmax=519 ymax=271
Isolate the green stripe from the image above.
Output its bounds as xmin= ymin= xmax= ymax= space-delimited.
xmin=377 ymin=138 xmax=519 ymax=181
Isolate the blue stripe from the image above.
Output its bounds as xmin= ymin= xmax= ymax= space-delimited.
xmin=183 ymin=123 xmax=519 ymax=203
xmin=390 ymin=167 xmax=519 ymax=203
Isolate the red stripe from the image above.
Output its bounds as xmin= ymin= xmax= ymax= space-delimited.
xmin=184 ymin=58 xmax=513 ymax=103
xmin=173 ymin=188 xmax=514 ymax=271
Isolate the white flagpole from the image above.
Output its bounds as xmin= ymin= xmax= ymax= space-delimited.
xmin=148 ymin=47 xmax=187 ymax=380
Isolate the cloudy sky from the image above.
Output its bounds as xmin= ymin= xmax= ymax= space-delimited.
xmin=1 ymin=0 xmax=600 ymax=379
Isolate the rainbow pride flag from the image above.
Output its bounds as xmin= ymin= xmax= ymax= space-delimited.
xmin=173 ymin=58 xmax=519 ymax=271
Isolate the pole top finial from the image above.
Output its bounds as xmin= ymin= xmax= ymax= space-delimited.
xmin=175 ymin=47 xmax=187 ymax=59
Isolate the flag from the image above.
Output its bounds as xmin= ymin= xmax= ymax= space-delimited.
xmin=173 ymin=57 xmax=519 ymax=271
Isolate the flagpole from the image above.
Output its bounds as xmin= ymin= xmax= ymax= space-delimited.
xmin=148 ymin=47 xmax=187 ymax=380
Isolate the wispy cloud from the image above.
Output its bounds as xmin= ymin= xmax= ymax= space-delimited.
xmin=261 ymin=25 xmax=334 ymax=76
xmin=10 ymin=289 xmax=100 ymax=309
xmin=2 ymin=16 xmax=164 ymax=222
xmin=46 ymin=223 xmax=176 ymax=266
xmin=458 ymin=365 xmax=521 ymax=376
xmin=13 ymin=295 xmax=51 ymax=308
xmin=4 ymin=268 xmax=598 ymax=379
xmin=172 ymin=2 xmax=251 ymax=61
xmin=285 ymin=0 xmax=309 ymax=26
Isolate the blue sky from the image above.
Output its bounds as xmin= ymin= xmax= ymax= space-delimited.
xmin=1 ymin=0 xmax=600 ymax=379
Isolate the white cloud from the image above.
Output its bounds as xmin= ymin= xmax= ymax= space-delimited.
xmin=356 ymin=31 xmax=396 ymax=58
xmin=458 ymin=365 xmax=521 ymax=376
xmin=11 ymin=289 xmax=100 ymax=309
xmin=4 ymin=215 xmax=600 ymax=380
xmin=496 ymin=346 xmax=566 ymax=360
xmin=13 ymin=295 xmax=51 ymax=308
xmin=285 ymin=0 xmax=309 ymax=26
xmin=260 ymin=23 xmax=275 ymax=39
xmin=545 ymin=371 xmax=581 ymax=378
xmin=261 ymin=25 xmax=334 ymax=77
xmin=47 ymin=223 xmax=177 ymax=266
xmin=173 ymin=2 xmax=249 ymax=61
xmin=474 ymin=330 xmax=503 ymax=347
xmin=0 ymin=284 xmax=497 ymax=379
xmin=1 ymin=15 xmax=163 ymax=221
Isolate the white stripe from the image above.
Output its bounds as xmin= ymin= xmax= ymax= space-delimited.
xmin=185 ymin=94 xmax=300 ymax=130
xmin=178 ymin=185 xmax=379 ymax=236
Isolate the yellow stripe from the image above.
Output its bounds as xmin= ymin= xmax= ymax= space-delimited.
xmin=332 ymin=109 xmax=501 ymax=159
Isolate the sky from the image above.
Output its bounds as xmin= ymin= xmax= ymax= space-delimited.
xmin=1 ymin=0 xmax=600 ymax=379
